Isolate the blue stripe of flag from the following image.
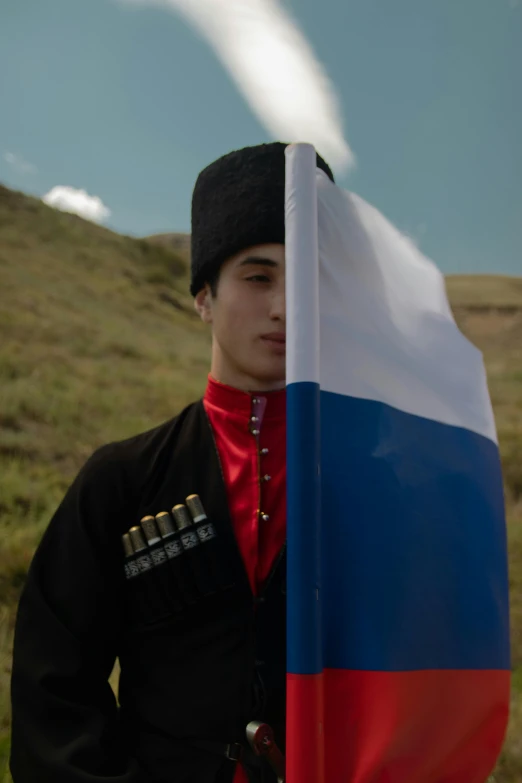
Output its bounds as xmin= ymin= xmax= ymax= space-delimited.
xmin=289 ymin=384 xmax=510 ymax=674
xmin=287 ymin=381 xmax=323 ymax=675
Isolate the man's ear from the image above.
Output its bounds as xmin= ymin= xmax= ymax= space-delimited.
xmin=194 ymin=284 xmax=213 ymax=324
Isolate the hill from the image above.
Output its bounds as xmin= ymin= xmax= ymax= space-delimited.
xmin=145 ymin=231 xmax=191 ymax=258
xmin=0 ymin=184 xmax=521 ymax=781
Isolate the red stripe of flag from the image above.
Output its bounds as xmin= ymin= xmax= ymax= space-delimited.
xmin=287 ymin=673 xmax=325 ymax=783
xmin=320 ymin=669 xmax=509 ymax=783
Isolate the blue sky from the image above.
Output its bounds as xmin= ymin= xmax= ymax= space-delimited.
xmin=1 ymin=0 xmax=521 ymax=275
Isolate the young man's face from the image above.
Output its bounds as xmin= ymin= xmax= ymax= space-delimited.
xmin=194 ymin=243 xmax=286 ymax=392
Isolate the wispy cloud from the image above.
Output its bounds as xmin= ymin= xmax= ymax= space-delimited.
xmin=42 ymin=186 xmax=111 ymax=224
xmin=115 ymin=0 xmax=354 ymax=174
xmin=3 ymin=151 xmax=38 ymax=175
xmin=401 ymin=221 xmax=428 ymax=250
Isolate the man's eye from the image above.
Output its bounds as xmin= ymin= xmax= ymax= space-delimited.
xmin=246 ymin=275 xmax=270 ymax=283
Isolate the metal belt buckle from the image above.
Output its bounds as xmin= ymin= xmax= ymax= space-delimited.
xmin=246 ymin=721 xmax=285 ymax=782
xmin=226 ymin=742 xmax=243 ymax=761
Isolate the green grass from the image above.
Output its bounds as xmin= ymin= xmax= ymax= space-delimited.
xmin=0 ymin=183 xmax=521 ymax=781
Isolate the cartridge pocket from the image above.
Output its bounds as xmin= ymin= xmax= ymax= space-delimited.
xmin=123 ymin=550 xmax=175 ymax=629
xmin=121 ymin=500 xmax=237 ymax=632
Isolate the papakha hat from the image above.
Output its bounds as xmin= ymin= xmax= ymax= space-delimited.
xmin=189 ymin=142 xmax=334 ymax=296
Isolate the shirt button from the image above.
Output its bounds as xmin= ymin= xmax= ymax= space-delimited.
xmin=261 ymin=513 xmax=270 ymax=521
xmin=260 ymin=448 xmax=269 ymax=455
xmin=251 ymin=416 xmax=259 ymax=422
xmin=262 ymin=474 xmax=271 ymax=482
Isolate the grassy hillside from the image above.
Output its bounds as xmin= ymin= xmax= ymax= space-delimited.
xmin=146 ymin=231 xmax=192 ymax=258
xmin=0 ymin=184 xmax=521 ymax=781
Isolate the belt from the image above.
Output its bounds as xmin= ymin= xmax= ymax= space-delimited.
xmin=186 ymin=722 xmax=284 ymax=783
xmin=186 ymin=737 xmax=275 ymax=783
xmin=186 ymin=738 xmax=244 ymax=762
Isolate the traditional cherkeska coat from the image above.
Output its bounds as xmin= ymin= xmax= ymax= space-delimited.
xmin=10 ymin=384 xmax=287 ymax=783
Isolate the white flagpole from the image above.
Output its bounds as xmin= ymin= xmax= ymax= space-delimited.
xmin=285 ymin=142 xmax=325 ymax=783
xmin=285 ymin=143 xmax=321 ymax=388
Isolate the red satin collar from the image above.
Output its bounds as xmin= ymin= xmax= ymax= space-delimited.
xmin=203 ymin=374 xmax=286 ymax=421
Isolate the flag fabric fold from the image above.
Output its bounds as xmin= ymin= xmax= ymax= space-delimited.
xmin=284 ymin=143 xmax=511 ymax=783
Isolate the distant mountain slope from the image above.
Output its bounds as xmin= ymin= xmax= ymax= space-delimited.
xmin=146 ymin=232 xmax=191 ymax=258
xmin=446 ymin=273 xmax=522 ymax=308
xmin=0 ymin=183 xmax=210 ymax=519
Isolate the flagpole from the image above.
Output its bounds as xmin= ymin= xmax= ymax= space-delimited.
xmin=285 ymin=143 xmax=325 ymax=783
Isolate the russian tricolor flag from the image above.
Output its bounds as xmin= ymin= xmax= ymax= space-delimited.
xmin=284 ymin=143 xmax=511 ymax=783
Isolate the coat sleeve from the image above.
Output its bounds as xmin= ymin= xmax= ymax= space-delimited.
xmin=9 ymin=444 xmax=150 ymax=783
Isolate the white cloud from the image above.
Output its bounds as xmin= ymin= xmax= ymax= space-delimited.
xmin=400 ymin=221 xmax=428 ymax=250
xmin=4 ymin=151 xmax=38 ymax=175
xmin=115 ymin=0 xmax=354 ymax=174
xmin=42 ymin=186 xmax=111 ymax=224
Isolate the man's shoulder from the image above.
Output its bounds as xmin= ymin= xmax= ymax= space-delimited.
xmin=79 ymin=398 xmax=203 ymax=487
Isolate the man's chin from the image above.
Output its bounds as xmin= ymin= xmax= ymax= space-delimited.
xmin=248 ymin=365 xmax=286 ymax=390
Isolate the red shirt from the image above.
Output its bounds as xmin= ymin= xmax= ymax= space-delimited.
xmin=203 ymin=374 xmax=286 ymax=782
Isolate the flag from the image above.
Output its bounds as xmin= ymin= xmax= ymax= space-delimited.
xmin=284 ymin=143 xmax=511 ymax=783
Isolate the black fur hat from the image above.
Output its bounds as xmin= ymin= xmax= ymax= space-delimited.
xmin=189 ymin=142 xmax=334 ymax=296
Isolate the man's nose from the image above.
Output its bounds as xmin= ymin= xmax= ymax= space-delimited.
xmin=270 ymin=286 xmax=286 ymax=321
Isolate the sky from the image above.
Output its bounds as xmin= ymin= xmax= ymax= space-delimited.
xmin=0 ymin=0 xmax=521 ymax=275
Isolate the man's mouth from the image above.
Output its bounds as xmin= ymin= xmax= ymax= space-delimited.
xmin=261 ymin=333 xmax=286 ymax=344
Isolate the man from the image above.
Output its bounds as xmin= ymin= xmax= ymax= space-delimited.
xmin=9 ymin=142 xmax=335 ymax=783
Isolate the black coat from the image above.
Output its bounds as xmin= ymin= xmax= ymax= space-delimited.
xmin=10 ymin=400 xmax=286 ymax=783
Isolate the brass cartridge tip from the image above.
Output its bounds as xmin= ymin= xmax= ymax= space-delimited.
xmin=140 ymin=515 xmax=160 ymax=543
xmin=186 ymin=494 xmax=206 ymax=522
xmin=129 ymin=526 xmax=147 ymax=552
xmin=172 ymin=504 xmax=193 ymax=531
xmin=155 ymin=511 xmax=175 ymax=537
xmin=122 ymin=532 xmax=134 ymax=558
